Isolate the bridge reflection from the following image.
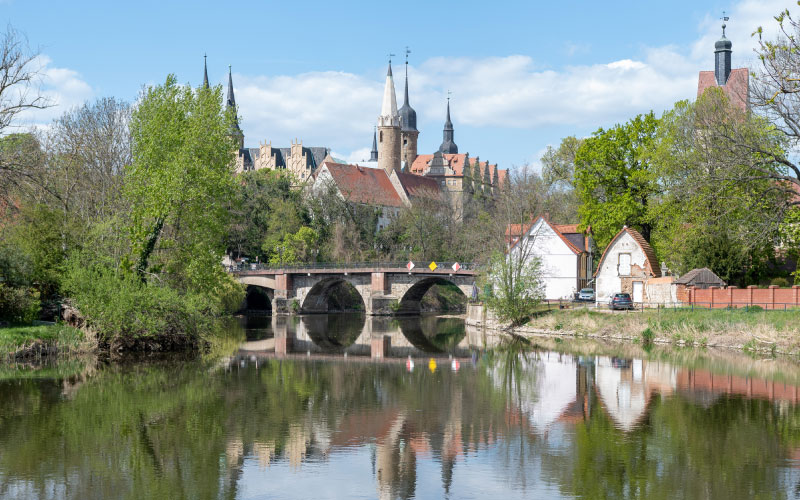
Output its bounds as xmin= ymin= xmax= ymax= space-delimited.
xmin=238 ymin=314 xmax=494 ymax=359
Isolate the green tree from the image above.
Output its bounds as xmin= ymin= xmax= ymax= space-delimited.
xmin=649 ymin=91 xmax=785 ymax=285
xmin=574 ymin=113 xmax=659 ymax=247
xmin=124 ymin=75 xmax=237 ymax=296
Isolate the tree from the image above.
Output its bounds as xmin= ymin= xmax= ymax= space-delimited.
xmin=0 ymin=26 xmax=51 ymax=205
xmin=648 ymin=91 xmax=784 ymax=285
xmin=124 ymin=74 xmax=238 ymax=296
xmin=482 ymin=166 xmax=546 ymax=325
xmin=574 ymin=112 xmax=659 ymax=247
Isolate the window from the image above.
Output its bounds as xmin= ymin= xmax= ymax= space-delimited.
xmin=618 ymin=253 xmax=631 ymax=276
xmin=380 ymin=131 xmax=383 ymax=142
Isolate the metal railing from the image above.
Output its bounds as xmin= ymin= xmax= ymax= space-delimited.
xmin=227 ymin=261 xmax=476 ymax=273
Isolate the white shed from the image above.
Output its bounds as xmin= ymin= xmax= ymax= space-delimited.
xmin=594 ymin=226 xmax=660 ymax=305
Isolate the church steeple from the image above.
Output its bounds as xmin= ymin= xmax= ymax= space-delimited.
xmin=378 ymin=61 xmax=400 ymax=127
xmin=714 ymin=14 xmax=733 ymax=86
xmin=398 ymin=47 xmax=419 ymax=167
xmin=226 ymin=65 xmax=244 ymax=149
xmin=202 ymin=54 xmax=209 ymax=89
xmin=369 ymin=127 xmax=378 ymax=162
xmin=439 ymin=96 xmax=458 ymax=154
xmin=398 ymin=51 xmax=417 ymax=133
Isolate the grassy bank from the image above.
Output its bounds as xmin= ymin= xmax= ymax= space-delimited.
xmin=512 ymin=307 xmax=800 ymax=354
xmin=0 ymin=324 xmax=95 ymax=360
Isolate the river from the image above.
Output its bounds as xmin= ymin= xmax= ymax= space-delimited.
xmin=2 ymin=314 xmax=800 ymax=499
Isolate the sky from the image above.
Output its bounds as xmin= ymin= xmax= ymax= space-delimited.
xmin=3 ymin=0 xmax=796 ymax=170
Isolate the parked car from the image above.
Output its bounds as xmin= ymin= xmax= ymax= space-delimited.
xmin=609 ymin=293 xmax=634 ymax=310
xmin=577 ymin=288 xmax=595 ymax=301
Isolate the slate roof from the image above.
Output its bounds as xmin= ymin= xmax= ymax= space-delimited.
xmin=323 ymin=162 xmax=404 ymax=208
xmin=244 ymin=146 xmax=330 ymax=171
xmin=674 ymin=267 xmax=726 ymax=287
xmin=594 ymin=226 xmax=661 ymax=278
xmin=697 ymin=67 xmax=748 ymax=111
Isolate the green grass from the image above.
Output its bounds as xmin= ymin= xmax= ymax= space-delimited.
xmin=0 ymin=324 xmax=89 ymax=359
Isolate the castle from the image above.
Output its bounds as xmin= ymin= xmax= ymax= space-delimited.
xmin=207 ymin=55 xmax=507 ymax=206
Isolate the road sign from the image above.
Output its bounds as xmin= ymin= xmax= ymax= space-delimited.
xmin=451 ymin=262 xmax=461 ymax=272
xmin=428 ymin=261 xmax=438 ymax=271
xmin=406 ymin=261 xmax=415 ymax=270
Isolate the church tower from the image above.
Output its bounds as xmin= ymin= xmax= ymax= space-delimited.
xmin=226 ymin=65 xmax=244 ymax=150
xmin=439 ymin=97 xmax=458 ymax=154
xmin=714 ymin=18 xmax=732 ymax=85
xmin=398 ymin=54 xmax=419 ymax=169
xmin=377 ymin=61 xmax=401 ymax=175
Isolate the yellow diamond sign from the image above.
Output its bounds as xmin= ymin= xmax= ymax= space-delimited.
xmin=428 ymin=261 xmax=438 ymax=271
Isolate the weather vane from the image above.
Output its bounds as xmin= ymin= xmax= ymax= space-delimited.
xmin=447 ymin=89 xmax=452 ymax=102
xmin=405 ymin=46 xmax=411 ymax=64
xmin=388 ymin=52 xmax=396 ymax=64
xmin=721 ymin=11 xmax=729 ymax=36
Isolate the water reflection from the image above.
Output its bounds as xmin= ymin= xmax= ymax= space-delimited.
xmin=3 ymin=329 xmax=800 ymax=498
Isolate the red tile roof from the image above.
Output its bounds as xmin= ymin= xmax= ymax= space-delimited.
xmin=396 ymin=171 xmax=440 ymax=198
xmin=506 ymin=216 xmax=586 ymax=255
xmin=322 ymin=162 xmax=404 ymax=208
xmin=697 ymin=68 xmax=748 ymax=111
xmin=593 ymin=226 xmax=661 ymax=278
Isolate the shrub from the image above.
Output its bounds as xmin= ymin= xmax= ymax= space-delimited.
xmin=771 ymin=277 xmax=790 ymax=288
xmin=641 ymin=327 xmax=654 ymax=343
xmin=0 ymin=284 xmax=40 ymax=323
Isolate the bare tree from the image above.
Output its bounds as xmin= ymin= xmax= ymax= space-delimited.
xmin=0 ymin=25 xmax=51 ymax=205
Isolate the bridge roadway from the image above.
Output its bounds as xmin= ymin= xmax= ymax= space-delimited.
xmin=232 ymin=262 xmax=477 ymax=315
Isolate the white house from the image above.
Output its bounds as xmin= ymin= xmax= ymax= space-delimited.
xmin=507 ymin=216 xmax=593 ymax=301
xmin=594 ymin=226 xmax=661 ymax=305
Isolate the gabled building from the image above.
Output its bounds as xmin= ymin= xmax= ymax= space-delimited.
xmin=507 ymin=216 xmax=594 ymax=300
xmin=594 ymin=226 xmax=660 ymax=305
xmin=311 ymin=160 xmax=440 ymax=231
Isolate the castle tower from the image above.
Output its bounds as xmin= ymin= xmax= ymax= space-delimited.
xmin=398 ymin=55 xmax=419 ymax=168
xmin=377 ymin=61 xmax=401 ymax=175
xmin=439 ymin=97 xmax=458 ymax=154
xmin=369 ymin=127 xmax=378 ymax=162
xmin=226 ymin=65 xmax=244 ymax=150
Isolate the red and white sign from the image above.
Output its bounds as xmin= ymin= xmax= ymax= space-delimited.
xmin=406 ymin=261 xmax=415 ymax=270
xmin=451 ymin=262 xmax=461 ymax=272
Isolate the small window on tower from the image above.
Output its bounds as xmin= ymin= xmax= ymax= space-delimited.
xmin=380 ymin=131 xmax=383 ymax=142
xmin=403 ymin=138 xmax=407 ymax=145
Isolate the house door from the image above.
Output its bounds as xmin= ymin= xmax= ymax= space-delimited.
xmin=632 ymin=281 xmax=643 ymax=304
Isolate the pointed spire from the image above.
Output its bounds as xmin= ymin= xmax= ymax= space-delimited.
xmin=370 ymin=127 xmax=378 ymax=162
xmin=439 ymin=94 xmax=458 ymax=154
xmin=378 ymin=61 xmax=399 ymax=128
xmin=202 ymin=54 xmax=209 ymax=89
xmin=398 ymin=48 xmax=417 ymax=132
xmin=226 ymin=65 xmax=236 ymax=108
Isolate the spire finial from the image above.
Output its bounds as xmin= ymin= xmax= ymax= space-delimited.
xmin=721 ymin=11 xmax=729 ymax=37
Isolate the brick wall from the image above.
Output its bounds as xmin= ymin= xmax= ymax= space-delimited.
xmin=686 ymin=285 xmax=800 ymax=309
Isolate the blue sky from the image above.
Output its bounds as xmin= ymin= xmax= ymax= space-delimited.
xmin=3 ymin=0 xmax=795 ymax=169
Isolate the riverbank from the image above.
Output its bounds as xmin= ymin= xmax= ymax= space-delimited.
xmin=468 ymin=304 xmax=800 ymax=355
xmin=0 ymin=324 xmax=95 ymax=360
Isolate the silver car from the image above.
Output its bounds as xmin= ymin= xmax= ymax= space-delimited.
xmin=578 ymin=288 xmax=595 ymax=301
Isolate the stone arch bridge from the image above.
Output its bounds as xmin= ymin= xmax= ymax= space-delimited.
xmin=232 ymin=263 xmax=476 ymax=315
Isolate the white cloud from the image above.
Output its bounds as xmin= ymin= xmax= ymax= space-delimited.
xmin=12 ymin=55 xmax=93 ymax=130
xmin=232 ymin=0 xmax=795 ymax=162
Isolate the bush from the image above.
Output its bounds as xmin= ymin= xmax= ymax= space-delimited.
xmin=641 ymin=327 xmax=654 ymax=343
xmin=771 ymin=277 xmax=790 ymax=288
xmin=62 ymin=258 xmax=214 ymax=350
xmin=0 ymin=284 xmax=40 ymax=323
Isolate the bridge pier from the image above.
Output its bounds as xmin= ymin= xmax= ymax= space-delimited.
xmin=371 ymin=334 xmax=391 ymax=359
xmin=272 ymin=316 xmax=295 ymax=355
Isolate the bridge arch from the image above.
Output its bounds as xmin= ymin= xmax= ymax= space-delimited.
xmin=396 ymin=277 xmax=469 ymax=314
xmin=301 ymin=277 xmax=367 ymax=313
xmin=241 ymin=285 xmax=273 ymax=314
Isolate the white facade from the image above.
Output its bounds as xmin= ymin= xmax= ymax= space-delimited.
xmin=511 ymin=218 xmax=587 ymax=301
xmin=595 ymin=229 xmax=653 ymax=305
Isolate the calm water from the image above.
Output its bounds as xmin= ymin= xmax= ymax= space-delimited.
xmin=3 ymin=314 xmax=800 ymax=499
